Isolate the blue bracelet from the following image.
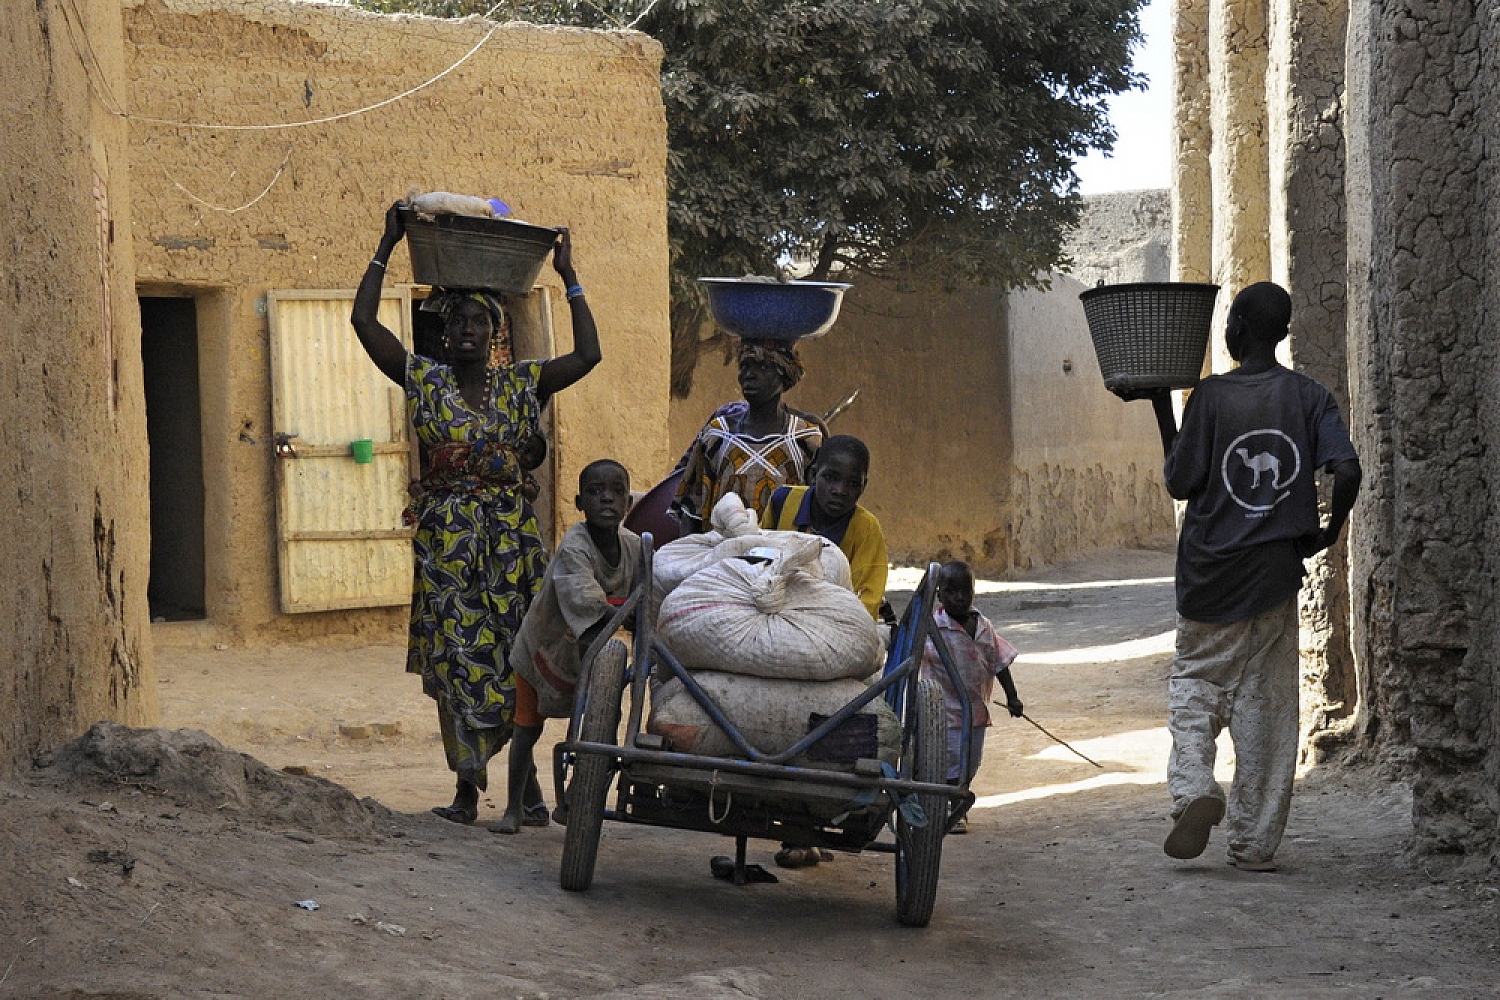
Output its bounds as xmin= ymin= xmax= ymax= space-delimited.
xmin=566 ymin=284 xmax=585 ymax=301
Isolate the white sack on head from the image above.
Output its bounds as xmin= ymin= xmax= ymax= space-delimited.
xmin=647 ymin=671 xmax=901 ymax=769
xmin=407 ymin=190 xmax=498 ymax=219
xmin=657 ymin=550 xmax=881 ymax=681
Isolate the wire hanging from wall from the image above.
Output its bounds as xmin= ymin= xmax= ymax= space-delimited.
xmin=121 ymin=1 xmax=509 ymax=132
xmin=163 ymin=146 xmax=295 ymax=214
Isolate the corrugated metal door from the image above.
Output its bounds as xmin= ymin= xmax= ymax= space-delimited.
xmin=268 ymin=290 xmax=414 ymax=613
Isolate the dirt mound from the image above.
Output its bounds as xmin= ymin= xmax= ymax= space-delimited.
xmin=38 ymin=721 xmax=392 ymax=840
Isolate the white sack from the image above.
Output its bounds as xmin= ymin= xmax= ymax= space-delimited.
xmin=709 ymin=491 xmax=761 ymax=537
xmin=650 ymin=492 xmax=853 ymax=616
xmin=408 ymin=190 xmax=498 ymax=219
xmin=657 ymin=548 xmax=881 ymax=680
xmin=647 ymin=671 xmax=901 ymax=768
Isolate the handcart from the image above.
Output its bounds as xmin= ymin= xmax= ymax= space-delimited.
xmin=553 ymin=536 xmax=983 ymax=927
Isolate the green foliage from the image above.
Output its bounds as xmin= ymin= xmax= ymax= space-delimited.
xmin=356 ymin=0 xmax=1145 ymax=389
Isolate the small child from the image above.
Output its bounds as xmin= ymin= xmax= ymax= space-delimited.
xmin=760 ymin=434 xmax=889 ymax=621
xmin=919 ymin=560 xmax=1023 ymax=832
xmin=491 ymin=459 xmax=641 ymax=834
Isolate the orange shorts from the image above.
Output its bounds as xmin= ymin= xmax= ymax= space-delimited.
xmin=513 ymin=673 xmax=544 ymax=729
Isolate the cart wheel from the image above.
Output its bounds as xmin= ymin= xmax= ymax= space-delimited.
xmin=895 ymin=677 xmax=946 ymax=927
xmin=560 ymin=640 xmax=628 ymax=892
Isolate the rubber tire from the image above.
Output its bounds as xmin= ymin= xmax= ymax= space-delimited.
xmin=559 ymin=640 xmax=627 ymax=892
xmin=894 ymin=677 xmax=946 ymax=927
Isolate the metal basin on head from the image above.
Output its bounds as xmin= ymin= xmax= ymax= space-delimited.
xmin=699 ymin=277 xmax=852 ymax=341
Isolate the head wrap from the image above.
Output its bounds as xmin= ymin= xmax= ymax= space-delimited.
xmin=422 ymin=289 xmax=513 ymax=367
xmin=735 ymin=338 xmax=805 ymax=391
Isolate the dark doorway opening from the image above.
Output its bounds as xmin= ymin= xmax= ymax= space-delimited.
xmin=140 ymin=296 xmax=206 ymax=621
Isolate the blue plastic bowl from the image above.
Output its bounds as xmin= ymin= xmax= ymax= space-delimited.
xmin=699 ymin=277 xmax=852 ymax=341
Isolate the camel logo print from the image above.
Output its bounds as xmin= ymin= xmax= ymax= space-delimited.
xmin=1233 ymin=447 xmax=1291 ymax=490
xmin=1221 ymin=429 xmax=1300 ymax=512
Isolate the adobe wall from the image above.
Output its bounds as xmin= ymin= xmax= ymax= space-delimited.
xmin=1007 ymin=271 xmax=1175 ymax=570
xmin=1180 ymin=0 xmax=1500 ymax=861
xmin=1 ymin=0 xmax=156 ymax=773
xmin=123 ymin=0 xmax=670 ymax=644
xmin=667 ymin=193 xmax=1175 ymax=575
xmin=1346 ymin=0 xmax=1498 ymax=859
xmin=668 ymin=278 xmax=1018 ymax=572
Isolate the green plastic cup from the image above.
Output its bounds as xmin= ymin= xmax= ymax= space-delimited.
xmin=350 ymin=439 xmax=374 ymax=464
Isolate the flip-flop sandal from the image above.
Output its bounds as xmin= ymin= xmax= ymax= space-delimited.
xmin=430 ymin=804 xmax=478 ymax=825
xmin=1164 ymin=795 xmax=1224 ymax=859
xmin=522 ymin=803 xmax=551 ymax=828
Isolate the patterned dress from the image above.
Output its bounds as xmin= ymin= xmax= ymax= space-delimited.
xmin=404 ymin=354 xmax=548 ymax=789
xmin=671 ymin=401 xmax=824 ymax=533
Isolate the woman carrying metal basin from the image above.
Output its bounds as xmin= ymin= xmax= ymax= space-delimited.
xmin=350 ymin=201 xmax=601 ymax=825
xmin=664 ymin=278 xmax=849 ymax=535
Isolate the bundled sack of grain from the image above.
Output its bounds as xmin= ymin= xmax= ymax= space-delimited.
xmin=647 ymin=671 xmax=901 ymax=769
xmin=657 ymin=539 xmax=881 ymax=680
xmin=651 ymin=493 xmax=853 ymax=615
xmin=651 ymin=493 xmax=759 ymax=608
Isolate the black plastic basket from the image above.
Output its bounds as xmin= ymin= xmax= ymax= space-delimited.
xmin=1079 ymin=282 xmax=1220 ymax=392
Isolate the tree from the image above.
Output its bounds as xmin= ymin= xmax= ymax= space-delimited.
xmin=357 ymin=0 xmax=1146 ymax=390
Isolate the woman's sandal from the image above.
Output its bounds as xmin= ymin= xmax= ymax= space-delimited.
xmin=430 ymin=804 xmax=478 ymax=825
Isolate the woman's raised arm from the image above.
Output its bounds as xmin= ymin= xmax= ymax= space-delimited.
xmin=537 ymin=228 xmax=602 ymax=396
xmin=350 ymin=202 xmax=410 ymax=386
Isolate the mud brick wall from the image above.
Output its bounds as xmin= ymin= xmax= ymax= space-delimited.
xmin=1 ymin=0 xmax=157 ymax=773
xmin=123 ymin=0 xmax=670 ymax=642
xmin=1178 ymin=0 xmax=1500 ymax=862
xmin=1347 ymin=0 xmax=1498 ymax=858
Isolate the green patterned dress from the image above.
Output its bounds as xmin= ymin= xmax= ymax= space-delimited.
xmin=404 ymin=355 xmax=548 ymax=789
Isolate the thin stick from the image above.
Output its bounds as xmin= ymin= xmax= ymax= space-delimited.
xmin=0 ymin=937 xmax=38 ymax=987
xmin=996 ymin=703 xmax=1106 ymax=768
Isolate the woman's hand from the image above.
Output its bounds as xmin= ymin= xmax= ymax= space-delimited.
xmin=383 ymin=200 xmax=408 ymax=245
xmin=537 ymin=225 xmax=600 ymax=396
xmin=552 ymin=227 xmax=577 ymax=283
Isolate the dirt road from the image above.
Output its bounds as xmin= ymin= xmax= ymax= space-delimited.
xmin=2 ymin=545 xmax=1496 ymax=997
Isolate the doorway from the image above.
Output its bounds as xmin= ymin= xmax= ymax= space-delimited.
xmin=140 ymin=296 xmax=206 ymax=621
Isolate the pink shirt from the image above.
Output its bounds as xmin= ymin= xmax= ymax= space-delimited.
xmin=919 ymin=608 xmax=1019 ymax=729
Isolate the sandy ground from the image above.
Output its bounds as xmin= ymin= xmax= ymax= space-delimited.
xmin=3 ymin=544 xmax=1497 ymax=998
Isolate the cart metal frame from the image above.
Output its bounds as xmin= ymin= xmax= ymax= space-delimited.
xmin=553 ymin=534 xmax=979 ymax=927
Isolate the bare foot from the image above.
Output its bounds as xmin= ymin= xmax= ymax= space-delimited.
xmin=487 ymin=812 xmax=522 ymax=835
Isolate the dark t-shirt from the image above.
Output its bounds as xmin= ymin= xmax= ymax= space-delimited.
xmin=1164 ymin=365 xmax=1358 ymax=623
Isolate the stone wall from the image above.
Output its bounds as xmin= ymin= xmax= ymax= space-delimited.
xmin=1 ymin=0 xmax=156 ymax=773
xmin=1065 ymin=189 xmax=1173 ymax=287
xmin=123 ymin=0 xmax=670 ymax=644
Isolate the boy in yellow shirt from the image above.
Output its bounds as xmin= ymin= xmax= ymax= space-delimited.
xmin=759 ymin=434 xmax=888 ymax=621
xmin=759 ymin=434 xmax=889 ymax=869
